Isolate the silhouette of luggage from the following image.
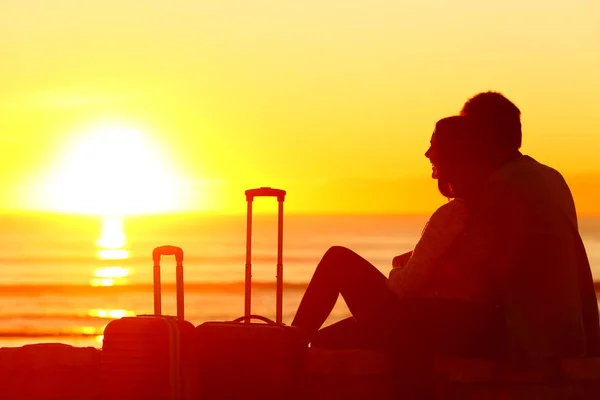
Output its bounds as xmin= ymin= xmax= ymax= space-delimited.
xmin=100 ymin=245 xmax=197 ymax=400
xmin=195 ymin=187 xmax=308 ymax=400
xmin=0 ymin=343 xmax=101 ymax=400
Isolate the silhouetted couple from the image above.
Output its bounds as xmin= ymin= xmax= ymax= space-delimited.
xmin=291 ymin=92 xmax=600 ymax=368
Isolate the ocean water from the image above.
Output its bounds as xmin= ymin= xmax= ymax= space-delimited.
xmin=0 ymin=213 xmax=599 ymax=349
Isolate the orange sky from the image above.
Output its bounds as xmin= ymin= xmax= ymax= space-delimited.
xmin=1 ymin=1 xmax=599 ymax=215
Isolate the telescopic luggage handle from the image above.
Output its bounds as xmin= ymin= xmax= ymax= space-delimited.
xmin=244 ymin=187 xmax=286 ymax=325
xmin=232 ymin=315 xmax=275 ymax=324
xmin=245 ymin=187 xmax=286 ymax=202
xmin=152 ymin=245 xmax=185 ymax=321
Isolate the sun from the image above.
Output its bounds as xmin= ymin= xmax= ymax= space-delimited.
xmin=40 ymin=124 xmax=193 ymax=215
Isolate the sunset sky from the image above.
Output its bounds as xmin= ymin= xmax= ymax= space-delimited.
xmin=1 ymin=1 xmax=599 ymax=215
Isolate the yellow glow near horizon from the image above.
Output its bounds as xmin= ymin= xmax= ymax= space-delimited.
xmin=36 ymin=125 xmax=196 ymax=215
xmin=2 ymin=1 xmax=599 ymax=215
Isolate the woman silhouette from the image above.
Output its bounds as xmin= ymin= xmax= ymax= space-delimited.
xmin=291 ymin=116 xmax=496 ymax=353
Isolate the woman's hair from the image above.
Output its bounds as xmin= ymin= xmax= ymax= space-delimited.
xmin=433 ymin=116 xmax=480 ymax=198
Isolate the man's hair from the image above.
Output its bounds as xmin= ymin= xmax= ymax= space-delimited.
xmin=459 ymin=91 xmax=522 ymax=150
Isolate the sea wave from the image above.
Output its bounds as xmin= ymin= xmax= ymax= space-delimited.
xmin=0 ymin=254 xmax=316 ymax=264
xmin=0 ymin=281 xmax=309 ymax=296
xmin=0 ymin=330 xmax=101 ymax=339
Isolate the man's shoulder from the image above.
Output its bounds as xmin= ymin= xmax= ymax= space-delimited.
xmin=479 ymin=154 xmax=578 ymax=229
xmin=498 ymin=155 xmax=564 ymax=181
xmin=487 ymin=155 xmax=571 ymax=197
xmin=517 ymin=155 xmax=566 ymax=179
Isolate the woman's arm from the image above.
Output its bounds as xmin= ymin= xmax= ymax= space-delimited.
xmin=392 ymin=251 xmax=413 ymax=268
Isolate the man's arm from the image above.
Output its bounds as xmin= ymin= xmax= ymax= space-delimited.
xmin=472 ymin=177 xmax=585 ymax=364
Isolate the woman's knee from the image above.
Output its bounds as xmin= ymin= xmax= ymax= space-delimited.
xmin=323 ymin=245 xmax=355 ymax=260
xmin=317 ymin=246 xmax=350 ymax=272
xmin=318 ymin=246 xmax=361 ymax=274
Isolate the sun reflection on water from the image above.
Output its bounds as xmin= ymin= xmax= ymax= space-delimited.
xmin=89 ymin=216 xmax=135 ymax=345
xmin=80 ymin=326 xmax=99 ymax=335
xmin=88 ymin=308 xmax=134 ymax=319
xmin=94 ymin=266 xmax=130 ymax=278
xmin=91 ymin=215 xmax=131 ymax=287
xmin=96 ymin=215 xmax=127 ymax=248
xmin=97 ymin=249 xmax=130 ymax=260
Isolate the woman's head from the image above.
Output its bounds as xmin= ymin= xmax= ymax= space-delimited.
xmin=426 ymin=116 xmax=484 ymax=198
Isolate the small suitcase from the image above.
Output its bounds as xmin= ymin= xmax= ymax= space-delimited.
xmin=100 ymin=245 xmax=197 ymax=400
xmin=195 ymin=187 xmax=308 ymax=400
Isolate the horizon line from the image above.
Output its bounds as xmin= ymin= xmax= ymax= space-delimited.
xmin=1 ymin=210 xmax=600 ymax=218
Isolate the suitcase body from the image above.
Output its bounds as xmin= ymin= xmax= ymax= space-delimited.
xmin=195 ymin=187 xmax=308 ymax=400
xmin=196 ymin=321 xmax=307 ymax=399
xmin=101 ymin=246 xmax=197 ymax=400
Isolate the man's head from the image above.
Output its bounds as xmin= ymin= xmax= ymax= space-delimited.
xmin=460 ymin=91 xmax=522 ymax=154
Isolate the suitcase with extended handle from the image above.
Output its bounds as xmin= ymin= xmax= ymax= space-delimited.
xmin=101 ymin=245 xmax=197 ymax=400
xmin=195 ymin=187 xmax=308 ymax=400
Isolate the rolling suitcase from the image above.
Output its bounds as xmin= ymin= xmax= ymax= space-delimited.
xmin=100 ymin=245 xmax=197 ymax=400
xmin=195 ymin=187 xmax=308 ymax=400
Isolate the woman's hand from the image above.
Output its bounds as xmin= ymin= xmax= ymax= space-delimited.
xmin=392 ymin=251 xmax=413 ymax=268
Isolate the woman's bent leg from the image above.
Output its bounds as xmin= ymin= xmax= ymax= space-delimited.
xmin=310 ymin=317 xmax=360 ymax=349
xmin=291 ymin=246 xmax=398 ymax=342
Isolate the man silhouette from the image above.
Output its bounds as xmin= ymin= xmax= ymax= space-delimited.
xmin=458 ymin=91 xmax=600 ymax=364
